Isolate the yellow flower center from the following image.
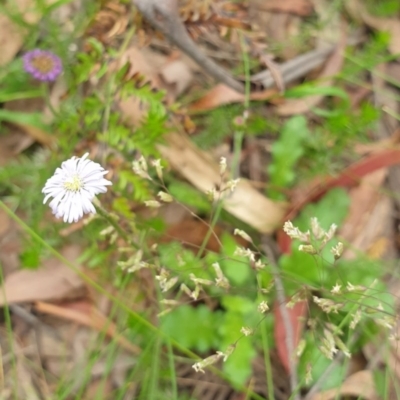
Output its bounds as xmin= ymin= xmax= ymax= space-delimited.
xmin=31 ymin=55 xmax=55 ymax=73
xmin=64 ymin=175 xmax=83 ymax=192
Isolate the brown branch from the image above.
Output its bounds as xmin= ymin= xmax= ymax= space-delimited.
xmin=133 ymin=0 xmax=245 ymax=93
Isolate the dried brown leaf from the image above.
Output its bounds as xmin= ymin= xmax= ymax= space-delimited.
xmin=159 ymin=131 xmax=288 ymax=233
xmin=13 ymin=122 xmax=56 ymax=147
xmin=0 ymin=246 xmax=86 ymax=306
xmin=0 ymin=129 xmax=35 ymax=164
xmin=188 ymin=83 xmax=277 ymax=112
xmin=310 ymin=370 xmax=378 ymax=400
xmin=340 ymin=169 xmax=389 ymax=258
xmin=158 ymin=59 xmax=193 ymax=98
xmin=33 ymin=300 xmax=140 ymax=354
xmin=251 ymin=0 xmax=314 ymax=16
xmin=115 ymin=47 xmax=193 ymax=123
xmin=386 ymin=62 xmax=400 ymax=83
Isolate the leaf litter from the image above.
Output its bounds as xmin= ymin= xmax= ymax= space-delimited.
xmin=1 ymin=0 xmax=400 ymax=398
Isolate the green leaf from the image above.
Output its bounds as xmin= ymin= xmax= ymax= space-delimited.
xmin=0 ymin=89 xmax=43 ymax=102
xmin=0 ymin=109 xmax=47 ymax=129
xmin=280 ymin=249 xmax=325 ymax=291
xmin=285 ymin=84 xmax=350 ymax=117
xmin=160 ymin=305 xmax=221 ymax=353
xmin=158 ymin=242 xmax=209 ymax=281
xmin=221 ymin=295 xmax=254 ymax=314
xmin=20 ymin=246 xmax=41 ymax=269
xmin=294 ymin=188 xmax=350 ymax=233
xmin=285 ymin=85 xmax=349 ymax=103
xmin=192 ymin=104 xmax=242 ymax=150
xmin=218 ymin=311 xmax=256 ymax=385
xmin=268 ymin=116 xmax=310 ymax=200
xmin=168 ymin=181 xmax=211 ymax=213
xmin=220 ymin=233 xmax=250 ymax=286
xmin=298 ymin=336 xmax=348 ymax=390
xmin=223 ymin=340 xmax=255 ymax=386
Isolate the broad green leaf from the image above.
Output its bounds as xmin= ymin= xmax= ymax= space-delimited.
xmin=221 ymin=295 xmax=254 ymax=314
xmin=220 ymin=233 xmax=250 ymax=286
xmin=160 ymin=304 xmax=221 ymax=353
xmin=294 ymin=188 xmax=349 ymax=233
xmin=223 ymin=340 xmax=255 ymax=386
xmin=219 ymin=311 xmax=256 ymax=385
xmin=298 ymin=337 xmax=348 ymax=390
xmin=268 ymin=115 xmax=310 ymax=200
xmin=168 ymin=181 xmax=211 ymax=213
xmin=0 ymin=109 xmax=47 ymax=129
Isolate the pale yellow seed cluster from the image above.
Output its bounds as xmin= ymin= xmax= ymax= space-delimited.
xmin=63 ymin=175 xmax=83 ymax=191
xmin=192 ymin=346 xmax=234 ymax=373
xmin=284 ymin=218 xmax=342 ymax=257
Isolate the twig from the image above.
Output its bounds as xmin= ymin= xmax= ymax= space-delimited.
xmin=9 ymin=304 xmax=40 ymax=326
xmin=261 ymin=238 xmax=300 ymax=400
xmin=252 ymin=34 xmax=364 ymax=89
xmin=132 ymin=0 xmax=245 ymax=93
xmin=252 ymin=46 xmax=334 ymax=88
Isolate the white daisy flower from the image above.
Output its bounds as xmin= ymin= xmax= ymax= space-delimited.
xmin=42 ymin=153 xmax=112 ymax=223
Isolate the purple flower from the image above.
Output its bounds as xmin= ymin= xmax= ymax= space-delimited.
xmin=23 ymin=49 xmax=62 ymax=82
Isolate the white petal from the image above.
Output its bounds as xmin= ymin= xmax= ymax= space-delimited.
xmin=42 ymin=153 xmax=112 ymax=223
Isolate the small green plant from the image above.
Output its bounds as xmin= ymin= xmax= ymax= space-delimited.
xmin=281 ymin=199 xmax=394 ymax=388
xmin=268 ymin=115 xmax=310 ymax=200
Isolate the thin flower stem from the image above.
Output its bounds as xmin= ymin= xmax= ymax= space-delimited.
xmin=42 ymin=83 xmax=60 ymax=118
xmin=195 ymin=198 xmax=224 ymax=259
xmin=232 ymin=129 xmax=244 ymax=179
xmin=95 ymin=204 xmax=139 ymax=249
xmin=232 ymin=32 xmax=250 ymax=179
xmin=260 ymin=305 xmax=276 ymax=400
xmin=261 ymin=238 xmax=301 ymax=400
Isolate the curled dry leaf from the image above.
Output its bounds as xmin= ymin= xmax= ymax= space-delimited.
xmin=288 ymin=147 xmax=400 ymax=220
xmin=277 ymin=147 xmax=400 ymax=253
xmin=341 ymin=169 xmax=395 ymax=260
